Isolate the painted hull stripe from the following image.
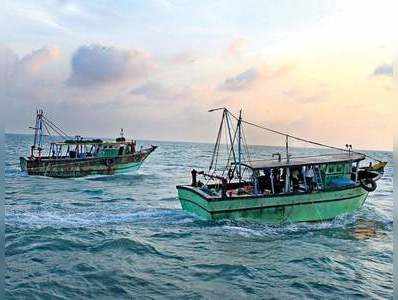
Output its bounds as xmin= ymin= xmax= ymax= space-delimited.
xmin=179 ymin=193 xmax=367 ymax=214
xmin=176 ymin=184 xmax=363 ymax=202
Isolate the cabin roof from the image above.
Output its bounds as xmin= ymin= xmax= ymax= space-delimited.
xmin=51 ymin=140 xmax=129 ymax=146
xmin=240 ymin=153 xmax=365 ymax=170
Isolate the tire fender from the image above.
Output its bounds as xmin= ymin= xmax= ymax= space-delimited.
xmin=360 ymin=178 xmax=377 ymax=192
xmin=104 ymin=158 xmax=115 ymax=167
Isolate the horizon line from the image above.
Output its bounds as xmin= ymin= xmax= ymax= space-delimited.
xmin=5 ymin=131 xmax=392 ymax=153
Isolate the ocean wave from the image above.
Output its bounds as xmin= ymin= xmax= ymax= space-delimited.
xmin=5 ymin=208 xmax=190 ymax=229
xmin=91 ymin=237 xmax=183 ymax=260
xmin=5 ymin=135 xmax=393 ymax=299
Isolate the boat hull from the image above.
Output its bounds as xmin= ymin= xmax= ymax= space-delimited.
xmin=20 ymin=146 xmax=156 ymax=178
xmin=177 ymin=185 xmax=368 ymax=223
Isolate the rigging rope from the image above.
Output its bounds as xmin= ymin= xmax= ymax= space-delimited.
xmin=42 ymin=121 xmax=52 ymax=137
xmin=225 ymin=109 xmax=382 ymax=163
xmin=209 ymin=113 xmax=224 ymax=172
xmin=42 ymin=115 xmax=71 ymax=138
xmin=41 ymin=120 xmax=68 ymax=139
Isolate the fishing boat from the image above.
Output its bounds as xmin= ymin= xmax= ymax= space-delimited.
xmin=176 ymin=108 xmax=386 ymax=223
xmin=20 ymin=109 xmax=157 ymax=178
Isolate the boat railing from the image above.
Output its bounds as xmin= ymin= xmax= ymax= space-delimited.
xmin=245 ymin=152 xmax=358 ymax=164
xmin=191 ymin=169 xmax=228 ymax=198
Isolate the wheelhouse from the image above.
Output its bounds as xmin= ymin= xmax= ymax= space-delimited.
xmin=46 ymin=137 xmax=137 ymax=160
xmin=240 ymin=153 xmax=364 ymax=196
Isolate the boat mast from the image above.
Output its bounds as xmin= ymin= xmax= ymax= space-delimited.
xmin=237 ymin=109 xmax=242 ymax=183
xmin=284 ymin=135 xmax=291 ymax=192
xmin=30 ymin=109 xmax=44 ymax=158
xmin=285 ymin=135 xmax=289 ymax=163
xmin=208 ymin=107 xmax=240 ymax=178
xmin=224 ymin=109 xmax=237 ymax=167
xmin=209 ymin=109 xmax=225 ymax=172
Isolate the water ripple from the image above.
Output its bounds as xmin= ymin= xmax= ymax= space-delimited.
xmin=5 ymin=134 xmax=393 ymax=299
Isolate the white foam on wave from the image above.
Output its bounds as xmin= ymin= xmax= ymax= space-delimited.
xmin=221 ymin=225 xmax=267 ymax=237
xmin=5 ymin=208 xmax=187 ymax=229
xmin=214 ymin=214 xmax=360 ymax=239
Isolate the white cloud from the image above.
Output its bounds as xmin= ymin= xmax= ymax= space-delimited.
xmin=0 ymin=45 xmax=60 ymax=91
xmin=373 ymin=63 xmax=394 ymax=77
xmin=67 ymin=44 xmax=153 ymax=86
xmin=131 ymin=81 xmax=176 ymax=101
xmin=219 ymin=68 xmax=259 ymax=91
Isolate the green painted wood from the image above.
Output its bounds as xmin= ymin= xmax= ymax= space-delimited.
xmin=177 ymin=186 xmax=368 ymax=223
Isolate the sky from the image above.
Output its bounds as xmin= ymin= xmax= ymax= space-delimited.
xmin=1 ymin=0 xmax=397 ymax=150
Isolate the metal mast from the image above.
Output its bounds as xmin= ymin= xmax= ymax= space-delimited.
xmin=209 ymin=109 xmax=225 ymax=172
xmin=224 ymin=109 xmax=236 ymax=166
xmin=285 ymin=135 xmax=289 ymax=163
xmin=237 ymin=109 xmax=242 ymax=183
xmin=30 ymin=109 xmax=44 ymax=158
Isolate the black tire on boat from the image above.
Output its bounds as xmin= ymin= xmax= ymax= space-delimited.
xmin=105 ymin=158 xmax=115 ymax=167
xmin=360 ymin=178 xmax=377 ymax=192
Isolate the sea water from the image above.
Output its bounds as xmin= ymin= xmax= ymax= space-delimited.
xmin=5 ymin=134 xmax=393 ymax=299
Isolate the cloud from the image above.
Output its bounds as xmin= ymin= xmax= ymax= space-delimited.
xmin=169 ymin=51 xmax=197 ymax=64
xmin=219 ymin=64 xmax=294 ymax=92
xmin=18 ymin=46 xmax=60 ymax=75
xmin=373 ymin=63 xmax=394 ymax=77
xmin=131 ymin=81 xmax=176 ymax=101
xmin=0 ymin=45 xmax=60 ymax=79
xmin=282 ymin=85 xmax=329 ymax=103
xmin=0 ymin=45 xmax=61 ymax=92
xmin=0 ymin=45 xmax=65 ymax=129
xmin=67 ymin=44 xmax=153 ymax=86
xmin=219 ymin=68 xmax=259 ymax=91
xmin=0 ymin=45 xmax=18 ymax=72
xmin=227 ymin=38 xmax=248 ymax=56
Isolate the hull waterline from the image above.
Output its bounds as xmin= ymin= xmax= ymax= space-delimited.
xmin=177 ymin=185 xmax=368 ymax=223
xmin=20 ymin=146 xmax=156 ymax=178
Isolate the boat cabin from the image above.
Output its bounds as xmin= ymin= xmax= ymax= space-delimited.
xmin=242 ymin=153 xmax=364 ymax=195
xmin=191 ymin=153 xmax=365 ymax=198
xmin=42 ymin=137 xmax=137 ymax=160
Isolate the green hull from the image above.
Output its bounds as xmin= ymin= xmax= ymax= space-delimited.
xmin=20 ymin=146 xmax=156 ymax=178
xmin=177 ymin=185 xmax=368 ymax=223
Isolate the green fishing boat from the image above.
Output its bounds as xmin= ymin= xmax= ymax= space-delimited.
xmin=20 ymin=109 xmax=157 ymax=178
xmin=177 ymin=108 xmax=386 ymax=223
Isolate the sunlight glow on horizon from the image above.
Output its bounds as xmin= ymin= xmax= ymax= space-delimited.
xmin=1 ymin=0 xmax=397 ymax=151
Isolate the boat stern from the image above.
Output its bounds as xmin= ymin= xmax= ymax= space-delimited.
xmin=19 ymin=157 xmax=28 ymax=172
xmin=177 ymin=185 xmax=213 ymax=220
